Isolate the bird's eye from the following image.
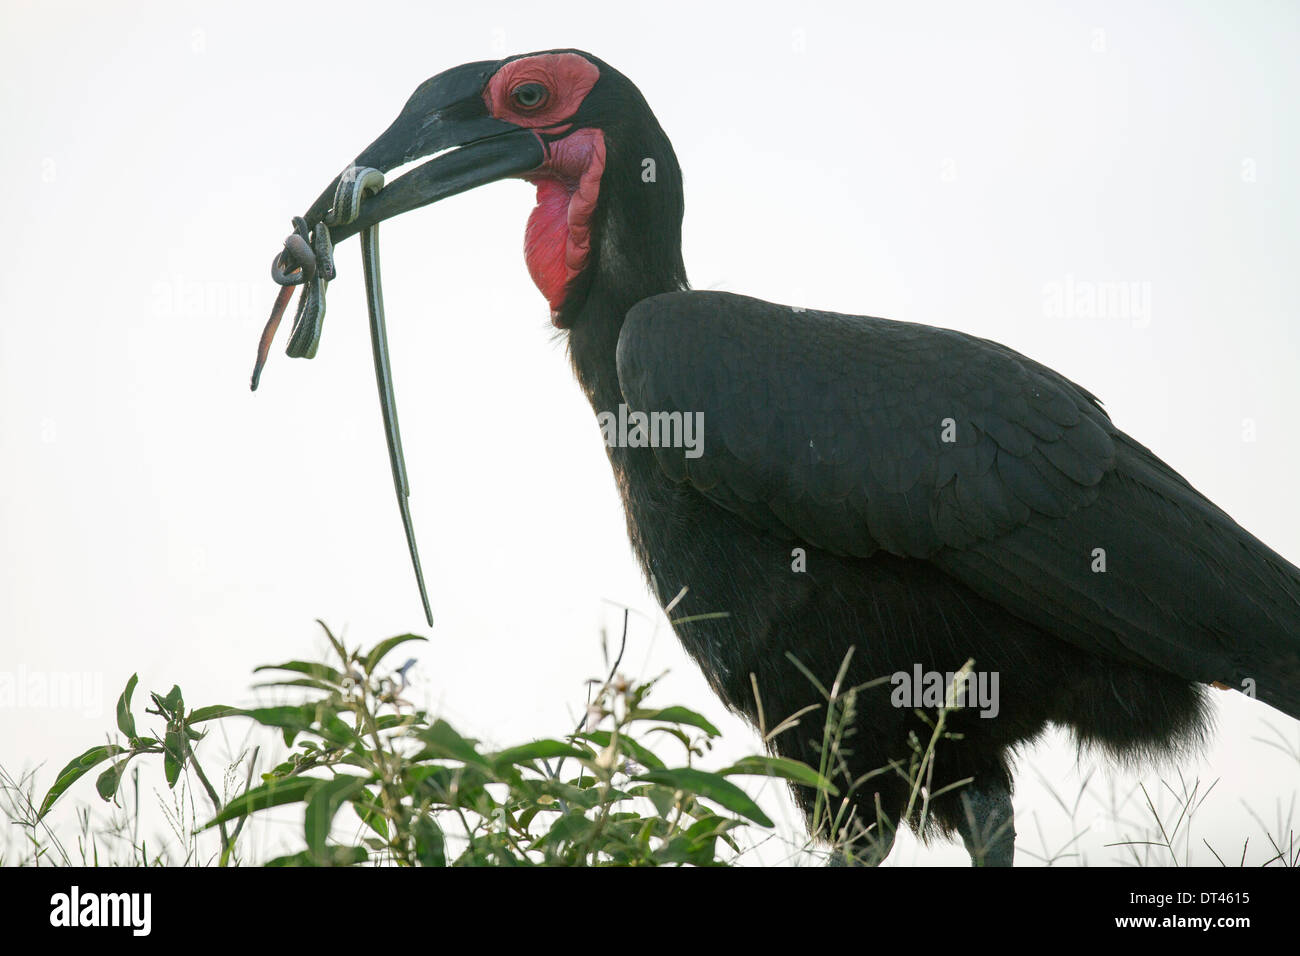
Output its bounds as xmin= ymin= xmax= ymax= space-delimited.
xmin=511 ymin=82 xmax=548 ymax=110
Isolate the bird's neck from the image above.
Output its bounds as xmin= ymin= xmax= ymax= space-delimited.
xmin=563 ymin=218 xmax=687 ymax=414
xmin=554 ymin=119 xmax=686 ymax=411
xmin=565 ymin=284 xmax=643 ymax=413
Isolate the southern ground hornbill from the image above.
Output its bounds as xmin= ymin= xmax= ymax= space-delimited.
xmin=260 ymin=50 xmax=1300 ymax=865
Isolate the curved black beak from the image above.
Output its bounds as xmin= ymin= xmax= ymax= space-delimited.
xmin=256 ymin=60 xmax=547 ymax=629
xmin=302 ymin=60 xmax=545 ymax=240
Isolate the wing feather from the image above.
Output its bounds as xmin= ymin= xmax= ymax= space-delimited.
xmin=616 ymin=291 xmax=1300 ymax=710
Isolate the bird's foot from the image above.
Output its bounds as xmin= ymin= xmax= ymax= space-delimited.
xmin=956 ymin=785 xmax=1016 ymax=867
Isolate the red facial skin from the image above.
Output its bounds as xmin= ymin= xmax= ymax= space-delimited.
xmin=484 ymin=53 xmax=605 ymax=326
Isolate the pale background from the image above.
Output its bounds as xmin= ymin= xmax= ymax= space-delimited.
xmin=2 ymin=0 xmax=1297 ymax=865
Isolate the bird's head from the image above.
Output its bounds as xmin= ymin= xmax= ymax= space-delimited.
xmin=303 ymin=50 xmax=686 ymax=329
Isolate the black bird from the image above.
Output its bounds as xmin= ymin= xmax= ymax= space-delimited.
xmin=282 ymin=50 xmax=1300 ymax=865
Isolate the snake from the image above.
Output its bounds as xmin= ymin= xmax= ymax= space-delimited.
xmin=250 ymin=166 xmax=433 ymax=627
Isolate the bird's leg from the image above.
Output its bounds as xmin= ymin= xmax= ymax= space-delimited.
xmin=956 ymin=784 xmax=1016 ymax=866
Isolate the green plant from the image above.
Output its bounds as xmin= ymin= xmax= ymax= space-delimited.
xmin=30 ymin=622 xmax=836 ymax=866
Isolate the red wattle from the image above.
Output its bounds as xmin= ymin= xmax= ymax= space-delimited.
xmin=523 ymin=179 xmax=573 ymax=313
xmin=522 ymin=128 xmax=606 ymax=319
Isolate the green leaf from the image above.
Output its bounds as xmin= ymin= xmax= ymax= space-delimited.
xmin=351 ymin=789 xmax=389 ymax=840
xmin=657 ymin=815 xmax=739 ymax=865
xmin=629 ymin=783 xmax=680 ymax=820
xmin=162 ymin=753 xmax=180 ymax=787
xmin=413 ymin=814 xmax=446 ymax=867
xmin=187 ymin=705 xmax=244 ymax=723
xmin=374 ymin=713 xmax=421 ymax=732
xmin=95 ymin=758 xmax=133 ymax=803
xmin=163 ymin=728 xmax=184 ymax=788
xmin=518 ymin=806 xmax=542 ymax=831
xmin=253 ymin=660 xmax=346 ymax=686
xmin=334 ymin=751 xmax=375 ymax=772
xmin=201 ymin=776 xmax=320 ymax=829
xmin=683 ymin=813 xmax=740 ymax=841
xmin=406 ymin=765 xmax=499 ymax=816
xmin=115 ymin=674 xmax=138 ymax=741
xmin=266 ymin=845 xmax=369 ymax=867
xmin=361 ymin=634 xmax=426 ymax=674
xmin=314 ymin=714 xmax=361 ymax=749
xmin=304 ymin=775 xmax=366 ymax=861
xmin=644 ymin=725 xmax=694 ymax=751
xmin=38 ymin=745 xmax=129 ymax=818
xmin=627 ymin=706 xmax=721 ymax=737
xmin=720 ymin=755 xmax=839 ymax=796
xmin=252 ymin=677 xmax=344 ymax=694
xmin=161 ymin=685 xmax=184 ymax=713
xmin=576 ymin=731 xmax=666 ymax=770
xmin=315 ymin=620 xmax=350 ymax=668
xmin=238 ymin=704 xmax=322 ymax=747
xmin=411 ymin=720 xmax=490 ymax=769
xmin=634 ymin=768 xmax=773 ymax=827
xmin=535 ymin=811 xmax=597 ymax=849
xmin=513 ymin=778 xmax=612 ymax=811
xmin=491 ymin=739 xmax=591 ymax=772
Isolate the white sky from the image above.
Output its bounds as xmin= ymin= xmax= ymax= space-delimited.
xmin=2 ymin=0 xmax=1298 ymax=865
